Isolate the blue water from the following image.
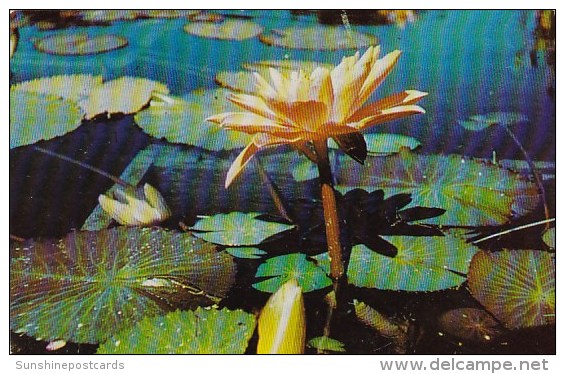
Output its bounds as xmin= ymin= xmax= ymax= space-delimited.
xmin=10 ymin=10 xmax=555 ymax=161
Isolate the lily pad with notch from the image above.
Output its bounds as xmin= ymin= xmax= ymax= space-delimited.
xmin=190 ymin=212 xmax=295 ymax=246
xmin=253 ymin=253 xmax=332 ymax=293
xmin=10 ymin=227 xmax=236 ymax=344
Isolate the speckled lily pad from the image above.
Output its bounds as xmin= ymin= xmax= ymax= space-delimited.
xmin=259 ymin=25 xmax=378 ymax=50
xmin=34 ymin=33 xmax=128 ymax=55
xmin=184 ymin=19 xmax=263 ymax=41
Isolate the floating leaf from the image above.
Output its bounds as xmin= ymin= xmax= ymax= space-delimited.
xmin=257 ymin=280 xmax=306 ymax=354
xmin=259 ymin=25 xmax=378 ymax=50
xmin=242 ymin=60 xmax=333 ymax=73
xmin=308 ymin=336 xmax=346 ymax=353
xmin=10 ymin=227 xmax=236 ymax=344
xmin=134 ymin=89 xmax=254 ymax=150
xmin=253 ymin=253 xmax=331 ymax=293
xmin=10 ymin=74 xmax=103 ymax=102
xmin=330 ymin=133 xmax=421 ymax=155
xmin=79 ymin=77 xmax=169 ymax=119
xmin=215 ymin=70 xmax=263 ymax=93
xmin=468 ymin=250 xmax=555 ymax=329
xmin=98 ymin=308 xmax=255 ymax=354
xmin=437 ymin=308 xmax=503 ymax=343
xmin=10 ymin=91 xmax=83 ymax=148
xmin=184 ymin=19 xmax=263 ymax=41
xmin=225 ymin=247 xmax=267 ymax=259
xmin=459 ymin=111 xmax=529 ymax=131
xmin=191 ymin=212 xmax=294 ymax=246
xmin=81 ymin=10 xmax=199 ymax=22
xmin=316 ymin=235 xmax=478 ymax=291
xmin=542 ymin=228 xmax=555 ymax=250
xmin=335 ymin=151 xmax=540 ymax=226
xmin=34 ymin=33 xmax=128 ymax=55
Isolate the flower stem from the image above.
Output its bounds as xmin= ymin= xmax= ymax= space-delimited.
xmin=501 ymin=125 xmax=550 ymax=227
xmin=313 ymin=139 xmax=344 ymax=280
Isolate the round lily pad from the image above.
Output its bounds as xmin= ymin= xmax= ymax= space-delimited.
xmin=190 ymin=212 xmax=294 ymax=246
xmin=259 ymin=25 xmax=378 ymax=50
xmin=468 ymin=250 xmax=555 ymax=330
xmin=134 ymin=89 xmax=254 ymax=150
xmin=34 ymin=33 xmax=128 ymax=55
xmin=184 ymin=19 xmax=263 ymax=41
xmin=98 ymin=308 xmax=255 ymax=354
xmin=10 ymin=90 xmax=83 ymax=149
xmin=253 ymin=253 xmax=332 ymax=293
xmin=10 ymin=74 xmax=103 ymax=102
xmin=78 ymin=76 xmax=169 ymax=119
xmin=437 ymin=308 xmax=503 ymax=342
xmin=315 ymin=235 xmax=479 ymax=291
xmin=10 ymin=227 xmax=236 ymax=344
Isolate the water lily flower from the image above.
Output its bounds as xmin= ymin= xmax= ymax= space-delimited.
xmin=257 ymin=279 xmax=306 ymax=354
xmin=98 ymin=183 xmax=171 ymax=226
xmin=207 ymin=45 xmax=427 ymax=187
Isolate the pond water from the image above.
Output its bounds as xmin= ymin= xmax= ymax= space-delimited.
xmin=10 ymin=10 xmax=555 ymax=355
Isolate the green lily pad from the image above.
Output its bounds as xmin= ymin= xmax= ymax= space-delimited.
xmin=468 ymin=250 xmax=555 ymax=329
xmin=225 ymin=247 xmax=267 ymax=259
xmin=34 ymin=33 xmax=128 ymax=55
xmin=335 ymin=151 xmax=540 ymax=226
xmin=242 ymin=60 xmax=333 ymax=73
xmin=330 ymin=133 xmax=421 ymax=155
xmin=191 ymin=212 xmax=294 ymax=246
xmin=10 ymin=227 xmax=236 ymax=344
xmin=253 ymin=253 xmax=332 ymax=293
xmin=437 ymin=308 xmax=503 ymax=343
xmin=184 ymin=19 xmax=263 ymax=41
xmin=316 ymin=235 xmax=479 ymax=291
xmin=10 ymin=91 xmax=83 ymax=149
xmin=459 ymin=112 xmax=529 ymax=131
xmin=10 ymin=74 xmax=103 ymax=102
xmin=308 ymin=336 xmax=346 ymax=352
xmin=79 ymin=76 xmax=169 ymax=119
xmin=134 ymin=89 xmax=254 ymax=150
xmin=259 ymin=25 xmax=378 ymax=50
xmin=97 ymin=307 xmax=255 ymax=354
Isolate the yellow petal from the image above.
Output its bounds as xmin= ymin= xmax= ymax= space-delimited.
xmin=143 ymin=183 xmax=171 ymax=219
xmin=348 ymin=90 xmax=428 ymax=122
xmin=353 ymin=104 xmax=426 ymax=130
xmin=208 ymin=112 xmax=296 ymax=136
xmin=257 ymin=279 xmax=306 ymax=354
xmin=253 ymin=72 xmax=278 ymax=100
xmin=269 ymin=100 xmax=329 ymax=134
xmin=357 ymin=50 xmax=402 ymax=106
xmin=308 ymin=67 xmax=334 ymax=108
xmin=226 ymin=93 xmax=284 ymax=122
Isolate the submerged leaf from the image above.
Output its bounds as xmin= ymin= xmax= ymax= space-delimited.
xmin=437 ymin=308 xmax=503 ymax=343
xmin=259 ymin=25 xmax=378 ymax=50
xmin=467 ymin=250 xmax=555 ymax=329
xmin=184 ymin=19 xmax=263 ymax=41
xmin=225 ymin=247 xmax=267 ymax=259
xmin=353 ymin=299 xmax=408 ymax=353
xmin=316 ymin=235 xmax=478 ymax=291
xmin=10 ymin=91 xmax=83 ymax=148
xmin=191 ymin=212 xmax=294 ymax=246
xmin=98 ymin=308 xmax=255 ymax=354
xmin=308 ymin=336 xmax=346 ymax=353
xmin=254 ymin=253 xmax=331 ymax=293
xmin=79 ymin=77 xmax=169 ymax=119
xmin=10 ymin=227 xmax=236 ymax=343
xmin=335 ymin=151 xmax=540 ymax=226
xmin=34 ymin=33 xmax=128 ymax=55
xmin=134 ymin=89 xmax=254 ymax=150
xmin=459 ymin=112 xmax=529 ymax=131
xmin=257 ymin=280 xmax=306 ymax=354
